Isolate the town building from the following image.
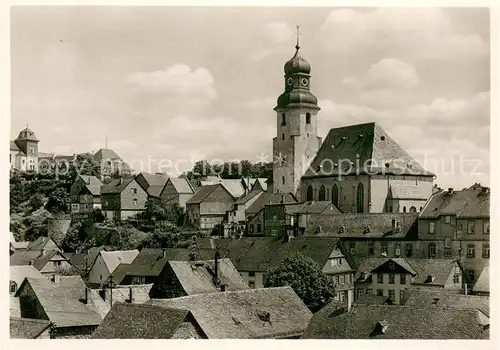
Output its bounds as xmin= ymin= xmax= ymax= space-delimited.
xmin=472 ymin=266 xmax=489 ymax=296
xmin=419 ymin=184 xmax=490 ymax=291
xmin=147 ymin=286 xmax=313 ymax=339
xmin=185 ymin=183 xmax=235 ymax=231
xmin=10 ymin=250 xmax=72 ymax=278
xmin=134 ymin=172 xmax=169 ymax=202
xmin=68 ymin=246 xmax=107 ymax=277
xmin=10 ymin=265 xmax=44 ymax=295
xmin=354 ymin=257 xmax=463 ymax=304
xmin=87 ymin=250 xmax=139 ymax=286
xmin=10 ymin=127 xmax=39 ymax=172
xmin=246 ymin=192 xmax=297 ymax=236
xmin=15 ymin=276 xmax=102 ymax=338
xmin=69 ymin=175 xmax=103 ymax=219
xmin=10 ymin=317 xmax=52 ymax=339
xmin=225 ymin=187 xmax=266 ymax=237
xmin=150 ymin=257 xmax=249 ymax=298
xmin=302 ymin=303 xmax=488 ymax=339
xmin=92 ymin=148 xmax=131 ymax=176
xmin=92 ymin=303 xmax=206 ymax=339
xmin=160 ymin=177 xmax=196 ymax=209
xmin=101 ymin=177 xmax=148 ymax=220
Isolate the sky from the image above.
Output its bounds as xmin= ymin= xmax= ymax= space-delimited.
xmin=10 ymin=6 xmax=490 ymax=189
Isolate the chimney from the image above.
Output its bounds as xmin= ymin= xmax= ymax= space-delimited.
xmin=213 ymin=250 xmax=221 ymax=287
xmin=464 ymin=283 xmax=468 ymax=295
xmin=51 ymin=274 xmax=60 ymax=283
xmin=162 ymin=249 xmax=167 ymax=258
xmin=448 ymin=188 xmax=453 ymax=194
xmin=128 ymin=287 xmax=133 ymax=303
xmin=81 ymin=287 xmax=89 ymax=304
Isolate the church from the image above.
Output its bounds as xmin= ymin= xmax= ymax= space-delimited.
xmin=271 ymin=33 xmax=435 ymax=214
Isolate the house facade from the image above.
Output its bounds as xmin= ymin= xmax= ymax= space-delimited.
xmin=69 ymin=175 xmax=102 ymax=218
xmin=160 ymin=177 xmax=195 ymax=209
xmin=101 ymin=178 xmax=148 ymax=220
xmin=10 ymin=127 xmax=39 ymax=172
xmin=87 ymin=250 xmax=139 ymax=286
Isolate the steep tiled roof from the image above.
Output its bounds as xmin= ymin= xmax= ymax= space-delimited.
xmin=10 ymin=317 xmax=52 ymax=339
xmin=306 ymin=213 xmax=419 ymax=239
xmin=91 ymin=303 xmax=202 ymax=339
xmin=10 ymin=266 xmax=44 ymax=287
xmin=473 ymin=266 xmax=489 ymax=293
xmin=186 ymin=184 xmax=233 ymax=205
xmin=234 ymin=189 xmax=264 ymax=205
xmin=354 ymin=257 xmax=457 ymax=287
xmin=99 ymin=250 xmax=139 ymax=274
xmin=295 ymin=201 xmax=342 ymax=214
xmin=421 ymin=185 xmax=490 ymax=218
xmin=17 ymin=277 xmax=102 ymax=328
xmin=403 ymin=290 xmax=489 ymax=318
xmin=219 ymin=179 xmax=246 ymax=198
xmin=10 ymin=141 xmax=20 ymax=151
xmin=79 ymin=175 xmax=103 ymax=196
xmin=26 ymin=236 xmax=59 ymax=251
xmin=69 ymin=246 xmax=107 ymax=271
xmin=11 ymin=241 xmax=30 ymax=250
xmin=355 ymin=294 xmax=393 ymax=305
xmin=302 ymin=304 xmax=487 ymax=339
xmin=197 ymin=236 xmax=346 ymax=273
xmin=10 ymin=250 xmax=64 ymax=271
xmin=169 ymin=259 xmax=249 ymax=295
xmin=106 ymin=263 xmax=132 ymax=285
xmin=124 ymin=248 xmax=191 ymax=278
xmin=304 ymin=122 xmax=433 ymax=178
xmin=167 ymin=177 xmax=195 ymax=194
xmin=245 ymin=192 xmax=298 ymax=216
xmin=137 ymin=172 xmax=168 ymax=189
xmin=147 ymin=185 xmax=165 ymax=198
xmin=100 ymin=178 xmax=135 ymax=194
xmin=390 ymin=185 xmax=430 ymax=200
xmin=93 ymin=148 xmax=122 ymax=161
xmin=16 ymin=127 xmax=39 ymax=142
xmin=148 ymin=286 xmax=312 ymax=339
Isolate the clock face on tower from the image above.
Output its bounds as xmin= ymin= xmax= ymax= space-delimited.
xmin=301 ymin=77 xmax=309 ymax=87
xmin=287 ymin=77 xmax=293 ymax=87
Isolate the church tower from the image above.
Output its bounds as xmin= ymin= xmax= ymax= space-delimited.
xmin=272 ymin=27 xmax=321 ymax=198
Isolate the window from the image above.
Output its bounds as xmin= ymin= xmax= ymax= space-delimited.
xmin=366 ymin=288 xmax=373 ymax=295
xmin=429 ymin=221 xmax=435 ymax=234
xmin=389 ymin=262 xmax=395 ymax=270
xmin=30 ymin=146 xmax=35 ymax=154
xmin=388 ymin=289 xmax=395 ymax=301
xmin=131 ymin=188 xmax=137 ymax=195
xmin=444 ymin=215 xmax=451 ymax=223
xmin=319 ymin=185 xmax=326 ymax=201
xmin=249 ymin=271 xmax=256 ymax=277
xmin=22 ymin=159 xmax=25 ymax=164
xmin=332 ymin=184 xmax=339 ymax=206
xmin=282 ymin=134 xmax=285 ymax=140
xmin=399 ymin=273 xmax=406 ymax=284
xmin=419 ymin=206 xmax=423 ymax=212
xmin=282 ymin=176 xmax=285 ymax=185
xmin=377 ymin=273 xmax=383 ymax=284
xmin=457 ymin=221 xmax=464 ymax=232
xmin=306 ymin=185 xmax=313 ymax=201
xmin=350 ymin=242 xmax=355 ymax=255
xmin=482 ymin=244 xmax=490 ymax=258
xmin=483 ymin=221 xmax=490 ymax=234
xmin=409 ymin=206 xmax=416 ymax=213
xmin=335 ymin=275 xmax=339 ymax=285
xmin=403 ymin=206 xmax=407 ymax=213
xmin=395 ymin=243 xmax=401 ymax=257
xmin=347 ymin=274 xmax=352 ymax=284
xmin=340 ymin=292 xmax=345 ymax=302
xmin=377 ymin=289 xmax=384 ymax=296
xmin=467 ymin=270 xmax=475 ymax=283
xmin=467 ymin=244 xmax=475 ymax=258
xmin=249 ymin=281 xmax=255 ymax=289
xmin=405 ymin=243 xmax=413 ymax=257
xmin=357 ymin=288 xmax=364 ymax=298
xmin=453 ymin=273 xmax=460 ymax=284
xmin=389 ymin=273 xmax=395 ymax=284
xmin=306 ymin=113 xmax=311 ymax=124
xmin=9 ymin=154 xmax=12 ymax=163
xmin=400 ymin=290 xmax=405 ymax=303
xmin=381 ymin=242 xmax=388 ymax=255
xmin=339 ymin=274 xmax=345 ymax=284
xmin=10 ymin=282 xmax=17 ymax=294
xmin=257 ymin=223 xmax=262 ymax=233
xmin=368 ymin=242 xmax=374 ymax=255
xmin=467 ymin=221 xmax=475 ymax=234
xmin=249 ymin=225 xmax=254 ymax=233
xmin=429 ymin=243 xmax=436 ymax=258
xmin=281 ymin=113 xmax=286 ymax=126
xmin=133 ymin=199 xmax=138 ymax=207
xmin=356 ymin=183 xmax=364 ymax=213
xmin=444 ymin=237 xmax=452 ymax=249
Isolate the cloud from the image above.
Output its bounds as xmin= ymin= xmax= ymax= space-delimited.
xmin=343 ymin=58 xmax=419 ymax=90
xmin=319 ymin=8 xmax=489 ymax=63
xmin=264 ymin=22 xmax=294 ymax=44
xmin=126 ymin=64 xmax=217 ymax=100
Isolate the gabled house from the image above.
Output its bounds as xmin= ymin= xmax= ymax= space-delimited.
xmin=354 ymin=257 xmax=463 ymax=304
xmin=26 ymin=236 xmax=62 ymax=252
xmin=93 ymin=148 xmax=131 ymax=176
xmin=15 ymin=276 xmax=102 ymax=338
xmin=120 ymin=248 xmax=191 ymax=285
xmin=10 ymin=317 xmax=52 ymax=339
xmin=87 ymin=250 xmax=139 ymax=286
xmin=160 ymin=177 xmax=195 ymax=209
xmin=150 ymin=257 xmax=249 ymax=298
xmin=10 ymin=266 xmax=44 ymax=295
xmin=147 ymin=286 xmax=313 ymax=339
xmin=472 ymin=266 xmax=489 ymax=296
xmin=69 ymin=175 xmax=102 ymax=218
xmin=225 ymin=188 xmax=266 ymax=237
xmin=91 ymin=303 xmax=206 ymax=339
xmin=302 ymin=303 xmax=488 ymax=339
xmin=68 ymin=246 xmax=107 ymax=277
xmin=101 ymin=177 xmax=148 ymax=220
xmin=135 ymin=172 xmax=169 ymax=202
xmin=10 ymin=250 xmax=72 ymax=278
xmin=185 ymin=183 xmax=235 ymax=231
xmin=246 ymin=192 xmax=297 ymax=236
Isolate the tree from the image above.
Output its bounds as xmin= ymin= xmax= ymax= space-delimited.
xmin=26 ymin=193 xmax=45 ymax=214
xmin=264 ymin=253 xmax=336 ymax=312
xmin=45 ymin=187 xmax=70 ymax=215
xmin=61 ymin=221 xmax=84 ymax=252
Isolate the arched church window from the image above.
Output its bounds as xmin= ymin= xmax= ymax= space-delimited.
xmin=10 ymin=281 xmax=17 ymax=294
xmin=281 ymin=113 xmax=286 ymax=126
xmin=306 ymin=113 xmax=311 ymax=125
xmin=409 ymin=206 xmax=416 ymax=213
xmin=403 ymin=206 xmax=407 ymax=213
xmin=332 ymin=184 xmax=339 ymax=207
xmin=319 ymin=185 xmax=326 ymax=201
xmin=282 ymin=176 xmax=285 ymax=185
xmin=306 ymin=185 xmax=313 ymax=201
xmin=356 ymin=183 xmax=364 ymax=213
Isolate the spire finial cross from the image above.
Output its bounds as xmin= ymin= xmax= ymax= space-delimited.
xmin=295 ymin=24 xmax=301 ymax=50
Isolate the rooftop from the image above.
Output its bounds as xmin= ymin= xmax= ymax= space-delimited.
xmin=245 ymin=192 xmax=297 ymax=216
xmin=147 ymin=286 xmax=312 ymax=339
xmin=10 ymin=266 xmax=44 ymax=287
xmin=100 ymin=177 xmax=135 ymax=194
xmin=166 ymin=177 xmax=195 ymax=194
xmin=98 ymin=250 xmax=140 ymax=274
xmin=473 ymin=266 xmax=490 ymax=293
xmin=10 ymin=317 xmax=52 ymax=339
xmin=123 ymin=248 xmax=191 ymax=278
xmin=10 ymin=250 xmax=63 ymax=271
xmin=186 ymin=183 xmax=233 ymax=205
